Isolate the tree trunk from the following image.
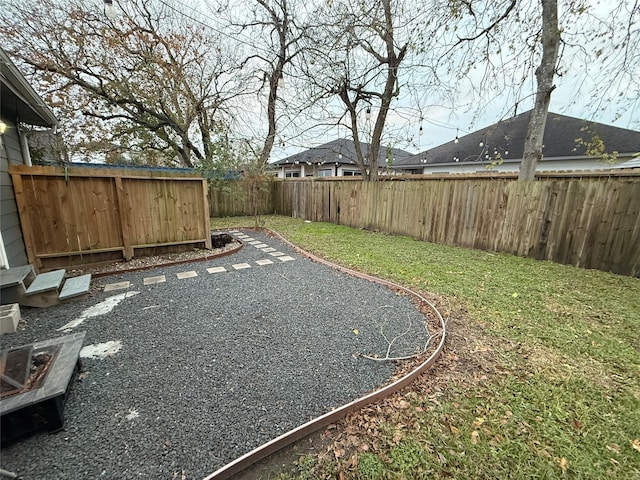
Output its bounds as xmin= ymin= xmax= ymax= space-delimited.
xmin=519 ymin=0 xmax=560 ymax=181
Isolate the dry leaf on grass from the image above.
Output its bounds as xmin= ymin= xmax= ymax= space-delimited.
xmin=557 ymin=457 xmax=568 ymax=475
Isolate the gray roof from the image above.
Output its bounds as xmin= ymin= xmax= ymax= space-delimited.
xmin=396 ymin=110 xmax=640 ymax=168
xmin=273 ymin=138 xmax=413 ymax=168
xmin=1 ymin=48 xmax=58 ymax=128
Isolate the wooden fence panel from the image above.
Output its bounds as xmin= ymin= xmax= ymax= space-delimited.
xmin=10 ymin=165 xmax=211 ymax=270
xmin=270 ymin=174 xmax=640 ymax=276
xmin=208 ymin=179 xmax=276 ymax=218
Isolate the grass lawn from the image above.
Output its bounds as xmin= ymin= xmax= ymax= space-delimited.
xmin=212 ymin=215 xmax=640 ymax=479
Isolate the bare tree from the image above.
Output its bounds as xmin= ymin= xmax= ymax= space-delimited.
xmin=520 ymin=0 xmax=560 ymax=181
xmin=433 ymin=0 xmax=639 ymax=180
xmin=219 ymin=0 xmax=309 ymax=171
xmin=297 ymin=0 xmax=442 ymax=180
xmin=0 ymin=0 xmax=245 ymax=167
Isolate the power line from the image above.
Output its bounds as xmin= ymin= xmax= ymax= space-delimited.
xmin=153 ymin=0 xmax=275 ymax=56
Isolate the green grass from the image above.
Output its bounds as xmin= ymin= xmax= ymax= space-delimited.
xmin=212 ymin=215 xmax=640 ymax=479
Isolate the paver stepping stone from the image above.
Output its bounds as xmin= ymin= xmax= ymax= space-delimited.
xmin=207 ymin=266 xmax=227 ymax=274
xmin=268 ymin=252 xmax=285 ymax=257
xmin=260 ymin=247 xmax=276 ymax=253
xmin=232 ymin=263 xmax=251 ymax=270
xmin=256 ymin=259 xmax=273 ymax=266
xmin=144 ymin=275 xmax=166 ymax=285
xmin=278 ymin=256 xmax=295 ymax=262
xmin=254 ymin=243 xmax=268 ymax=248
xmin=176 ymin=271 xmax=198 ymax=279
xmin=104 ymin=281 xmax=131 ymax=292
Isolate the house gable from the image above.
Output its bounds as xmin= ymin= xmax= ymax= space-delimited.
xmin=272 ymin=138 xmax=412 ymax=177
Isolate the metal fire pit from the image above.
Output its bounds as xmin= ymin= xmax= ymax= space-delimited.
xmin=1 ymin=332 xmax=86 ymax=445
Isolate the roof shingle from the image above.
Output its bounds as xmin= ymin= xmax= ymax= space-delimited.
xmin=396 ymin=110 xmax=640 ymax=168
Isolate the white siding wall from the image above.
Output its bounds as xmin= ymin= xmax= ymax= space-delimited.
xmin=412 ymin=158 xmax=624 ymax=175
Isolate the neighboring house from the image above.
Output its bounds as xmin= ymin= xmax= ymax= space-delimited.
xmin=394 ymin=110 xmax=640 ymax=175
xmin=1 ymin=48 xmax=58 ymax=269
xmin=271 ymin=138 xmax=413 ymax=178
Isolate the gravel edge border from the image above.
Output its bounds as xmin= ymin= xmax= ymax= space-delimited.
xmin=202 ymin=227 xmax=447 ymax=480
xmin=84 ymin=241 xmax=244 ymax=278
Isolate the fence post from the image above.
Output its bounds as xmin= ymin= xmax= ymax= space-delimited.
xmin=9 ymin=170 xmax=41 ymax=269
xmin=201 ymin=179 xmax=212 ymax=249
xmin=114 ymin=176 xmax=134 ymax=261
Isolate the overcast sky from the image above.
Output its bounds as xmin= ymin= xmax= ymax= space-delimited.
xmin=266 ymin=0 xmax=639 ymax=160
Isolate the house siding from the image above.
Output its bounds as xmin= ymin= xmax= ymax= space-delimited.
xmin=408 ymin=158 xmax=627 ymax=175
xmin=1 ymin=124 xmax=29 ymax=267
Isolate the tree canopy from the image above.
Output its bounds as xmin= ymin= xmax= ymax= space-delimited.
xmin=1 ymin=0 xmax=637 ymax=177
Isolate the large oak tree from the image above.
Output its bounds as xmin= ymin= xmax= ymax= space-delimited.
xmin=1 ymin=0 xmax=245 ymax=167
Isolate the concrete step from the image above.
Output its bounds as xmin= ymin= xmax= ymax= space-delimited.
xmin=58 ymin=274 xmax=91 ymax=301
xmin=1 ymin=266 xmax=36 ymax=306
xmin=2 ymin=267 xmax=91 ymax=308
xmin=0 ymin=265 xmax=36 ymax=289
xmin=24 ymin=270 xmax=65 ymax=296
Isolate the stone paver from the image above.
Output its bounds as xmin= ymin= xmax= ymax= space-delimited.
xmin=232 ymin=263 xmax=251 ymax=270
xmin=101 ymin=231 xmax=295 ymax=293
xmin=103 ymin=281 xmax=130 ymax=292
xmin=176 ymin=271 xmax=198 ymax=279
xmin=207 ymin=266 xmax=227 ymax=274
xmin=144 ymin=275 xmax=166 ymax=285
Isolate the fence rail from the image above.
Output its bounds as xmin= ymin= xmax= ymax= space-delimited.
xmin=10 ymin=164 xmax=211 ymax=270
xmin=269 ymin=172 xmax=640 ymax=277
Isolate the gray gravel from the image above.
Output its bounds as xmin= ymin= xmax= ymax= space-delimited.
xmin=0 ymin=229 xmax=430 ymax=480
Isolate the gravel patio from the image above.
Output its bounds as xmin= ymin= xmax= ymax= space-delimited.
xmin=0 ymin=229 xmax=432 ymax=479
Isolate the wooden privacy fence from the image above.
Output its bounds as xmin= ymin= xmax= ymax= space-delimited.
xmin=271 ymin=172 xmax=640 ymax=277
xmin=208 ymin=178 xmax=277 ymax=217
xmin=10 ymin=164 xmax=211 ymax=270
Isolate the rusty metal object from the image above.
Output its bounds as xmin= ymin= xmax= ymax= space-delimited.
xmin=1 ymin=346 xmax=61 ymax=400
xmin=203 ymin=228 xmax=447 ymax=480
xmin=1 ymin=333 xmax=85 ymax=445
